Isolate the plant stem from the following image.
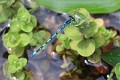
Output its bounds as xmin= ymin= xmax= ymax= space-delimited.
xmin=63 ymin=54 xmax=72 ymax=77
xmin=107 ymin=68 xmax=114 ymax=80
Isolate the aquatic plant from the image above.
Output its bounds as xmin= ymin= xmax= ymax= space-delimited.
xmin=56 ymin=8 xmax=117 ymax=57
xmin=0 ymin=0 xmax=24 ymax=23
xmin=8 ymin=55 xmax=27 ymax=73
xmin=8 ymin=55 xmax=27 ymax=80
xmin=2 ymin=7 xmax=35 ymax=56
xmin=56 ymin=8 xmax=120 ymax=80
xmin=30 ymin=30 xmax=51 ymax=46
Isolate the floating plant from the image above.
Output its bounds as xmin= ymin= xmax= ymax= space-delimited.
xmin=56 ymin=8 xmax=117 ymax=58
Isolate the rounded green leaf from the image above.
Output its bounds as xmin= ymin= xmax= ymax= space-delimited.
xmin=37 ymin=38 xmax=44 ymax=44
xmin=29 ymin=38 xmax=37 ymax=46
xmin=8 ymin=65 xmax=17 ymax=73
xmin=70 ymin=8 xmax=90 ymax=27
xmin=57 ymin=33 xmax=68 ymax=42
xmin=71 ymin=12 xmax=86 ymax=27
xmin=0 ymin=7 xmax=13 ymax=23
xmin=5 ymin=0 xmax=15 ymax=7
xmin=37 ymin=30 xmax=47 ymax=38
xmin=21 ymin=22 xmax=33 ymax=32
xmin=10 ymin=18 xmax=21 ymax=32
xmin=70 ymin=40 xmax=80 ymax=50
xmin=15 ymin=61 xmax=23 ymax=70
xmin=62 ymin=37 xmax=70 ymax=49
xmin=19 ymin=58 xmax=27 ymax=67
xmin=93 ymin=33 xmax=105 ymax=48
xmin=30 ymin=15 xmax=37 ymax=27
xmin=12 ymin=47 xmax=25 ymax=57
xmin=28 ymin=32 xmax=33 ymax=39
xmin=115 ymin=63 xmax=120 ymax=79
xmin=8 ymin=55 xmax=18 ymax=64
xmin=77 ymin=39 xmax=95 ymax=57
xmin=56 ymin=45 xmax=64 ymax=52
xmin=3 ymin=32 xmax=21 ymax=47
xmin=87 ymin=49 xmax=101 ymax=63
xmin=77 ymin=8 xmax=91 ymax=21
xmin=80 ymin=22 xmax=98 ymax=38
xmin=19 ymin=33 xmax=30 ymax=47
xmin=17 ymin=7 xmax=31 ymax=22
xmin=64 ymin=26 xmax=82 ymax=40
xmin=57 ymin=33 xmax=70 ymax=49
xmin=15 ymin=71 xmax=25 ymax=80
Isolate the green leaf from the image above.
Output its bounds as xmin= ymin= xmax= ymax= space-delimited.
xmin=30 ymin=15 xmax=37 ymax=27
xmin=2 ymin=0 xmax=15 ymax=7
xmin=20 ymin=22 xmax=33 ymax=32
xmin=57 ymin=33 xmax=71 ymax=49
xmin=70 ymin=40 xmax=80 ymax=50
xmin=29 ymin=38 xmax=37 ymax=46
xmin=28 ymin=32 xmax=33 ymax=39
xmin=0 ymin=7 xmax=13 ymax=23
xmin=3 ymin=32 xmax=21 ymax=47
xmin=71 ymin=8 xmax=91 ymax=21
xmin=64 ymin=26 xmax=82 ymax=40
xmin=101 ymin=48 xmax=120 ymax=66
xmin=69 ymin=8 xmax=90 ymax=27
xmin=93 ymin=33 xmax=105 ymax=48
xmin=19 ymin=33 xmax=30 ymax=47
xmin=37 ymin=38 xmax=44 ymax=44
xmin=10 ymin=18 xmax=21 ymax=32
xmin=115 ymin=62 xmax=120 ymax=80
xmin=6 ymin=0 xmax=15 ymax=7
xmin=0 ymin=5 xmax=2 ymax=13
xmin=113 ymin=36 xmax=120 ymax=47
xmin=63 ymin=37 xmax=70 ymax=49
xmin=15 ymin=71 xmax=25 ymax=80
xmin=80 ymin=22 xmax=99 ymax=38
xmin=0 ymin=11 xmax=8 ymax=23
xmin=19 ymin=58 xmax=27 ymax=67
xmin=34 ymin=0 xmax=120 ymax=14
xmin=17 ymin=7 xmax=31 ymax=22
xmin=0 ymin=0 xmax=7 ymax=4
xmin=8 ymin=65 xmax=17 ymax=73
xmin=56 ymin=45 xmax=64 ymax=52
xmin=37 ymin=30 xmax=47 ymax=38
xmin=15 ymin=61 xmax=23 ymax=70
xmin=77 ymin=39 xmax=95 ymax=57
xmin=109 ymin=30 xmax=117 ymax=38
xmin=57 ymin=33 xmax=68 ymax=42
xmin=12 ymin=47 xmax=25 ymax=57
xmin=87 ymin=49 xmax=101 ymax=63
xmin=8 ymin=55 xmax=18 ymax=64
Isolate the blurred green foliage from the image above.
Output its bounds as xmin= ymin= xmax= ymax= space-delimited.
xmin=34 ymin=0 xmax=120 ymax=14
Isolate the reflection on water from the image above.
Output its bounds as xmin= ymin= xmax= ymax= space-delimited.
xmin=0 ymin=37 xmax=7 ymax=80
xmin=0 ymin=8 xmax=75 ymax=79
xmin=0 ymin=31 xmax=75 ymax=80
xmin=27 ymin=47 xmax=75 ymax=80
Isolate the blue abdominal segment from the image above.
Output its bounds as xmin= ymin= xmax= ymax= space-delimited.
xmin=31 ymin=17 xmax=75 ymax=57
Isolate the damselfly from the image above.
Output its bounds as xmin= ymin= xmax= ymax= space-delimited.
xmin=32 ymin=17 xmax=75 ymax=57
